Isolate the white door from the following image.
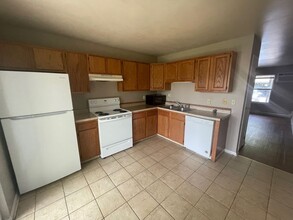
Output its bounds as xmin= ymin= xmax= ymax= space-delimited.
xmin=1 ymin=111 xmax=81 ymax=194
xmin=0 ymin=71 xmax=73 ymax=118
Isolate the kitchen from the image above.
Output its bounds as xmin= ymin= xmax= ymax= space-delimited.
xmin=1 ymin=1 xmax=293 ymax=220
xmin=0 ymin=36 xmax=260 ymax=217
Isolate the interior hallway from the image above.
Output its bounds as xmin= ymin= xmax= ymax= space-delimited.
xmin=240 ymin=114 xmax=293 ymax=173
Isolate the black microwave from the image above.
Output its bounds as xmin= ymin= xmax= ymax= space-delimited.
xmin=146 ymin=94 xmax=166 ymax=106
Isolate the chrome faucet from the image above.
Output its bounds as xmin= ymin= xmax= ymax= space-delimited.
xmin=176 ymin=101 xmax=183 ymax=107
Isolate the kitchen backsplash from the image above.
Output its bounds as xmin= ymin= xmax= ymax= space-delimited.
xmin=71 ymin=81 xmax=155 ymax=110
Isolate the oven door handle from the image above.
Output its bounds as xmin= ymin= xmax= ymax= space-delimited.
xmin=99 ymin=114 xmax=131 ymax=123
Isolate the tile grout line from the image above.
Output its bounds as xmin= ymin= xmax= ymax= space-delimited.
xmin=223 ymin=158 xmax=255 ymax=220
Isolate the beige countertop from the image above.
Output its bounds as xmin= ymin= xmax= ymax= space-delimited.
xmin=74 ymin=111 xmax=98 ymax=123
xmin=74 ymin=104 xmax=230 ymax=123
xmin=123 ymin=105 xmax=230 ymax=121
xmin=123 ymin=105 xmax=157 ymax=112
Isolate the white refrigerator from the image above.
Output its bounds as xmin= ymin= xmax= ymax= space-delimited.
xmin=0 ymin=70 xmax=81 ymax=194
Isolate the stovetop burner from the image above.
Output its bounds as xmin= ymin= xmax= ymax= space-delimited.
xmin=113 ymin=109 xmax=127 ymax=113
xmin=95 ymin=111 xmax=110 ymax=116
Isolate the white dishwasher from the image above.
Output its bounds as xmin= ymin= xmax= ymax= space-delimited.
xmin=184 ymin=116 xmax=214 ymax=159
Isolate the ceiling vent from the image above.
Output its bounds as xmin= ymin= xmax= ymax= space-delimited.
xmin=276 ymin=73 xmax=293 ymax=83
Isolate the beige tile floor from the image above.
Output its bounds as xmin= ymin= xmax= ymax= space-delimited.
xmin=16 ymin=136 xmax=293 ymax=220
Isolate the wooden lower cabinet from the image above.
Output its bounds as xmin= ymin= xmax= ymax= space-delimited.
xmin=146 ymin=110 xmax=157 ymax=137
xmin=133 ymin=109 xmax=158 ymax=142
xmin=133 ymin=111 xmax=146 ymax=142
xmin=169 ymin=112 xmax=185 ymax=144
xmin=157 ymin=109 xmax=170 ymax=138
xmin=76 ymin=120 xmax=100 ymax=162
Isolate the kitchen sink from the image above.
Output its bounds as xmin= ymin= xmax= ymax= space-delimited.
xmin=161 ymin=105 xmax=191 ymax=112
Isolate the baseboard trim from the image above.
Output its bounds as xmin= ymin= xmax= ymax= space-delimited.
xmin=7 ymin=193 xmax=19 ymax=220
xmin=224 ymin=149 xmax=237 ymax=156
xmin=250 ymin=111 xmax=292 ymax=118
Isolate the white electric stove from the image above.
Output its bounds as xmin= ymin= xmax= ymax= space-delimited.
xmin=88 ymin=97 xmax=133 ymax=158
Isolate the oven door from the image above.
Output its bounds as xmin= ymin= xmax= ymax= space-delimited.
xmin=98 ymin=114 xmax=132 ymax=148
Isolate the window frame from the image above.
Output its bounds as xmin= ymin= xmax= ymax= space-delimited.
xmin=251 ymin=75 xmax=275 ymax=103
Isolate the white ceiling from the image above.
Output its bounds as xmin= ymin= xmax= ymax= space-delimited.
xmin=0 ymin=0 xmax=293 ymax=67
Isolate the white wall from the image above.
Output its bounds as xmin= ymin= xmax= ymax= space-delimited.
xmin=0 ymin=23 xmax=157 ymax=63
xmin=157 ymin=35 xmax=257 ymax=153
xmin=72 ymin=82 xmax=155 ymax=110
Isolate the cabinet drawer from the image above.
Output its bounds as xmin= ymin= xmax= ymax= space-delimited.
xmin=170 ymin=112 xmax=185 ymax=121
xmin=76 ymin=120 xmax=97 ymax=131
xmin=133 ymin=111 xmax=146 ymax=120
xmin=146 ymin=109 xmax=157 ymax=116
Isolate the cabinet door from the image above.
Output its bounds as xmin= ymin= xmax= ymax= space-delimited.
xmin=137 ymin=63 xmax=150 ymax=91
xmin=157 ymin=109 xmax=169 ymax=137
xmin=150 ymin=63 xmax=165 ymax=90
xmin=177 ymin=60 xmax=194 ymax=81
xmin=107 ymin=58 xmax=121 ymax=75
xmin=133 ymin=112 xmax=146 ymax=142
xmin=195 ymin=57 xmax=211 ymax=91
xmin=65 ymin=52 xmax=89 ymax=93
xmin=33 ymin=48 xmax=65 ymax=72
xmin=146 ymin=109 xmax=157 ymax=137
xmin=122 ymin=61 xmax=137 ymax=91
xmin=169 ymin=112 xmax=185 ymax=144
xmin=78 ymin=128 xmax=100 ymax=161
xmin=165 ymin=62 xmax=177 ymax=82
xmin=209 ymin=53 xmax=231 ymax=92
xmin=0 ymin=43 xmax=35 ymax=70
xmin=88 ymin=55 xmax=106 ymax=73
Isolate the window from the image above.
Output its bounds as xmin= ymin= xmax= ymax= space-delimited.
xmin=252 ymin=75 xmax=275 ymax=103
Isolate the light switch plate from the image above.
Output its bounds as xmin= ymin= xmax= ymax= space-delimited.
xmin=231 ymin=99 xmax=236 ymax=105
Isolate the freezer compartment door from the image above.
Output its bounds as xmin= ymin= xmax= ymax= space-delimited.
xmin=1 ymin=111 xmax=81 ymax=194
xmin=184 ymin=116 xmax=214 ymax=159
xmin=0 ymin=71 xmax=73 ymax=118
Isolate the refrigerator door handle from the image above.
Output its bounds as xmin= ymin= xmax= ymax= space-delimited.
xmin=9 ymin=111 xmax=69 ymax=120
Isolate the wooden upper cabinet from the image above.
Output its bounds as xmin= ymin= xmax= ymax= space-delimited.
xmin=88 ymin=55 xmax=106 ymax=74
xmin=177 ymin=59 xmax=194 ymax=81
xmin=157 ymin=109 xmax=170 ymax=137
xmin=195 ymin=52 xmax=236 ymax=92
xmin=33 ymin=48 xmax=65 ymax=72
xmin=209 ymin=53 xmax=234 ymax=92
xmin=195 ymin=57 xmax=211 ymax=91
xmin=65 ymin=52 xmax=89 ymax=93
xmin=137 ymin=63 xmax=150 ymax=91
xmin=165 ymin=62 xmax=177 ymax=83
xmin=150 ymin=63 xmax=165 ymax=90
xmin=107 ymin=58 xmax=121 ymax=75
xmin=169 ymin=112 xmax=185 ymax=144
xmin=122 ymin=61 xmax=137 ymax=91
xmin=0 ymin=43 xmax=35 ymax=70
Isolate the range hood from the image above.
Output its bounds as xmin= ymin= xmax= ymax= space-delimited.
xmin=89 ymin=74 xmax=123 ymax=82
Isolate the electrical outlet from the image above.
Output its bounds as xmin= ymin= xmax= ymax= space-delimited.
xmin=231 ymin=99 xmax=236 ymax=105
xmin=167 ymin=93 xmax=171 ymax=97
xmin=223 ymin=98 xmax=228 ymax=105
xmin=207 ymin=99 xmax=211 ymax=105
xmin=142 ymin=95 xmax=145 ymax=100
